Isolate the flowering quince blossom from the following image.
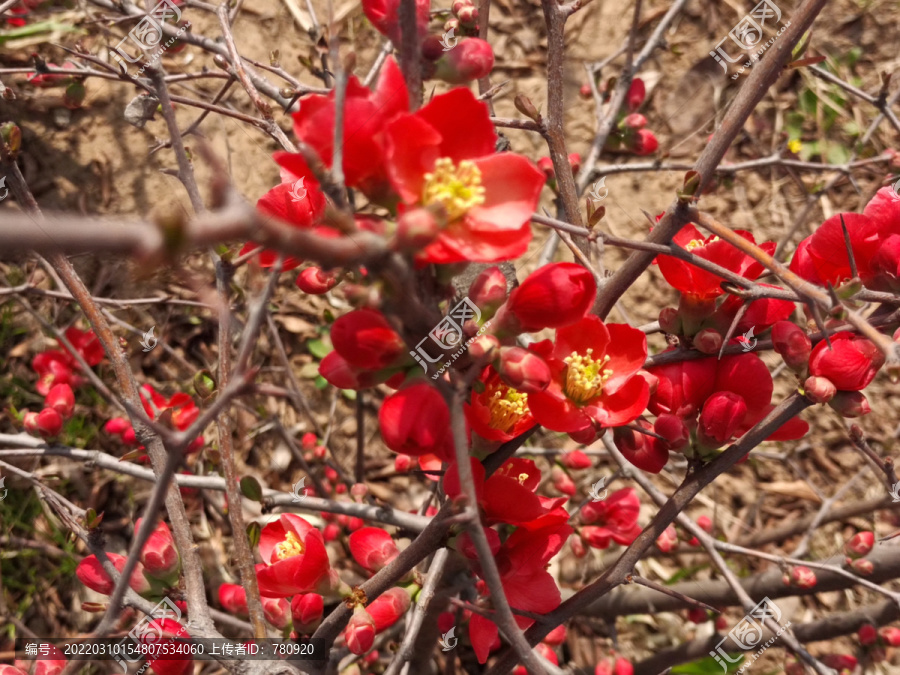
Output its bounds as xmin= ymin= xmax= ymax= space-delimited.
xmin=579 ymin=487 xmax=641 ymax=549
xmin=465 ymin=365 xmax=535 ymax=444
xmin=527 ymin=316 xmax=650 ymax=439
xmin=75 ymin=553 xmax=152 ymax=596
xmin=383 ymin=87 xmax=545 ymax=263
xmin=378 ymin=382 xmax=458 ymax=463
xmin=807 ymin=332 xmax=884 ymax=392
xmin=255 ymin=514 xmax=334 ymax=597
xmin=790 ymin=186 xmax=900 ymax=290
xmin=348 ymin=527 xmax=400 ymax=573
xmin=103 ymin=384 xmax=204 ymax=456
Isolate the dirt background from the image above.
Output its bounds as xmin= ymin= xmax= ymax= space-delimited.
xmin=2 ymin=0 xmax=900 ymax=672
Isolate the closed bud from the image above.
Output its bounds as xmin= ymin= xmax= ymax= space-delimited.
xmin=457 ymin=4 xmax=478 ymax=26
xmin=580 ymin=83 xmax=592 ymax=99
xmin=654 ymin=413 xmax=689 ymax=450
xmin=845 ymin=531 xmax=874 ymax=559
xmin=443 ymin=18 xmax=459 ymax=33
xmin=393 ymin=207 xmax=441 ymax=250
xmin=858 ymin=624 xmax=878 ymax=645
xmin=879 ymin=626 xmax=900 ymax=647
xmin=568 ymin=152 xmax=581 ymax=174
xmin=349 ymin=527 xmax=399 ymax=572
xmin=469 ymin=334 xmax=500 ymax=360
xmin=656 ymin=525 xmax=678 ymax=553
xmin=626 ymin=78 xmax=645 ymax=111
xmin=687 ymin=608 xmax=708 ymax=623
xmin=633 ymin=128 xmax=658 ymax=155
xmin=394 ymin=454 xmax=412 ymax=472
xmin=658 ymin=307 xmax=682 ymax=334
xmin=537 ymin=156 xmax=555 ymax=179
xmin=262 ymin=596 xmax=291 ymax=629
xmin=561 ymin=450 xmax=592 ymax=470
xmin=36 ymin=407 xmax=63 ymax=438
xmin=697 ymin=392 xmax=747 ymax=448
xmin=783 ymin=565 xmax=817 ymax=589
xmin=570 ymin=534 xmax=587 ymax=558
xmin=544 ymin=624 xmax=567 ymax=645
xmin=433 ymin=38 xmax=494 ymax=84
xmin=822 ymin=654 xmax=858 ymax=673
xmin=296 ymin=267 xmax=339 ymax=294
xmin=827 ymin=390 xmax=871 ymax=417
xmin=771 ymin=321 xmax=811 ymax=371
xmin=514 ymin=93 xmax=541 ymax=124
xmin=44 ymin=383 xmax=75 ymax=419
xmin=451 ymin=0 xmax=470 ymax=14
xmin=784 ymin=656 xmax=805 ymax=675
xmin=693 ymin=328 xmax=723 ymax=355
xmin=848 ymin=557 xmax=874 ymax=575
xmin=497 ymin=347 xmax=551 ymax=394
xmin=804 ymin=375 xmax=836 ymax=404
xmin=367 ymin=586 xmax=412 ymax=632
xmin=345 ymin=605 xmax=376 ymax=654
xmin=468 ymin=265 xmax=509 ymax=315
xmin=623 ymin=113 xmax=647 ymax=129
xmin=0 ymin=122 xmax=21 ymax=156
xmin=23 ymin=410 xmax=39 ymax=433
xmin=292 ymin=593 xmax=325 ymax=633
xmin=218 ymin=584 xmax=249 ymax=617
xmin=500 ymin=262 xmax=596 ymax=333
xmin=137 ymin=518 xmax=180 ymax=580
xmin=550 ymin=466 xmax=576 ymax=496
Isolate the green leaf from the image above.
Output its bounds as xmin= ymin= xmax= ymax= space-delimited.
xmin=665 ymin=564 xmax=709 ymax=585
xmin=341 ymin=389 xmax=357 ymax=401
xmin=314 ymin=375 xmax=328 ymax=389
xmin=307 ymin=338 xmax=332 ymax=359
xmin=239 ymin=476 xmax=264 ymax=502
xmin=246 ymin=522 xmax=261 ymax=548
xmin=671 ymin=654 xmax=744 ymax=674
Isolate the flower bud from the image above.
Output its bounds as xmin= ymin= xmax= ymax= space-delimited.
xmin=137 ymin=518 xmax=180 ymax=580
xmin=771 ymin=321 xmax=811 ymax=372
xmin=654 ymin=413 xmax=689 ymax=450
xmin=858 ymin=624 xmax=878 ymax=646
xmin=218 ymin=583 xmax=249 ymax=617
xmin=693 ymin=328 xmax=723 ymax=355
xmin=367 ymin=586 xmax=412 ymax=632
xmin=349 ymin=527 xmax=400 ymax=573
xmin=468 ymin=266 xmax=509 ymax=315
xmin=803 ymin=376 xmax=836 ymax=404
xmin=580 ymin=83 xmax=592 ymax=99
xmin=350 ymin=483 xmax=368 ymax=501
xmin=656 ymin=525 xmax=678 ymax=553
xmin=782 ymin=565 xmax=817 ymax=589
xmin=501 ymin=262 xmax=596 ymax=333
xmin=457 ymin=4 xmax=478 ymax=26
xmin=514 ymin=94 xmax=541 ymax=123
xmin=496 ymin=347 xmax=551 ymax=394
xmin=687 ymin=608 xmax=708 ymax=623
xmin=658 ymin=307 xmax=682 ymax=334
xmin=847 ymin=558 xmax=874 ymax=575
xmin=394 ymin=454 xmax=412 ymax=472
xmin=827 ymin=390 xmax=871 ymax=417
xmin=544 ymin=624 xmax=567 ymax=645
xmin=262 ymin=596 xmax=291 ymax=629
xmin=292 ymin=593 xmax=325 ymax=633
xmin=433 ymin=38 xmax=494 ymax=85
xmin=823 ymin=654 xmax=858 ymax=673
xmin=451 ymin=0 xmax=470 ymax=14
xmin=537 ymin=156 xmax=555 ymax=179
xmin=394 ymin=207 xmax=441 ymax=250
xmin=550 ymin=466 xmax=576 ymax=496
xmin=45 ymin=383 xmax=75 ymax=419
xmin=623 ymin=113 xmax=647 ymax=129
xmin=36 ymin=407 xmax=63 ymax=438
xmin=633 ymin=129 xmax=658 ymax=155
xmin=345 ymin=605 xmax=376 ymax=654
xmin=561 ymin=450 xmax=592 ymax=470
xmin=697 ymin=392 xmax=747 ymax=448
xmin=23 ymin=410 xmax=39 ymax=433
xmin=880 ymin=626 xmax=900 ymax=647
xmin=626 ymin=78 xmax=645 ymax=111
xmin=568 ymin=152 xmax=581 ymax=174
xmin=468 ymin=334 xmax=500 ymax=360
xmin=845 ymin=531 xmax=874 ymax=559
xmin=570 ymin=534 xmax=587 ymax=558
xmin=295 ymin=267 xmax=338 ymax=294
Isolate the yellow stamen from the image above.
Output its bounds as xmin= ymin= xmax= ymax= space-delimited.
xmin=685 ymin=236 xmax=719 ymax=251
xmin=273 ymin=530 xmax=305 ymax=561
xmin=422 ymin=158 xmax=486 ymax=222
xmin=517 ymin=473 xmax=529 ymax=485
xmin=563 ymin=349 xmax=613 ymax=404
xmin=488 ymin=385 xmax=529 ymax=434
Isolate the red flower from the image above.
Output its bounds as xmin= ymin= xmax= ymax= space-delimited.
xmin=497 ymin=262 xmax=596 ymax=333
xmin=218 ymin=583 xmax=248 ymax=617
xmin=64 ymin=327 xmax=104 ymax=366
xmin=330 ymin=309 xmax=406 ymax=370
xmin=378 ymin=383 xmax=455 ymax=460
xmin=367 ymin=586 xmax=412 ymax=632
xmin=466 ymin=366 xmax=535 ymax=443
xmin=580 ymin=487 xmax=641 ymax=549
xmin=32 ymin=351 xmax=81 ymax=396
xmin=383 ymin=88 xmax=545 ymax=264
xmin=291 ymin=593 xmax=324 ymax=633
xmin=13 ymin=644 xmax=66 ymax=675
xmin=139 ymin=385 xmax=203 ymax=453
xmin=656 ymin=223 xmax=774 ymax=300
xmin=142 ymin=619 xmax=192 ymax=675
xmin=808 ymin=332 xmax=884 ymax=391
xmin=345 ymin=606 xmax=376 ymax=655
xmin=362 ymin=0 xmax=430 ymax=45
xmin=256 ymin=514 xmax=332 ymax=597
xmin=716 ymin=284 xmax=795 ymax=334
xmin=613 ymin=420 xmax=669 ymax=473
xmin=348 ymin=527 xmax=400 ymax=573
xmin=75 ymin=553 xmax=152 ymax=596
xmin=288 ymin=57 xmax=408 ymax=202
xmin=527 ymin=316 xmax=649 ymax=436
xmin=136 ymin=518 xmax=180 ymax=580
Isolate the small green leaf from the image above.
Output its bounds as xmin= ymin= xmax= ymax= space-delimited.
xmin=314 ymin=375 xmax=328 ymax=389
xmin=239 ymin=476 xmax=264 ymax=502
xmin=246 ymin=522 xmax=261 ymax=548
xmin=307 ymin=339 xmax=332 ymax=359
xmin=341 ymin=389 xmax=357 ymax=401
xmin=671 ymin=654 xmax=744 ymax=674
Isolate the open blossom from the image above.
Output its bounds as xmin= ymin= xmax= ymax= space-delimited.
xmin=465 ymin=366 xmax=535 ymax=443
xmin=580 ymin=487 xmax=641 ymax=549
xmin=319 ymin=309 xmax=410 ymax=390
xmin=255 ymin=514 xmax=332 ymax=597
xmin=808 ymin=333 xmax=884 ymax=391
xmin=527 ymin=316 xmax=649 ymax=437
xmin=383 ymin=87 xmax=544 ymax=264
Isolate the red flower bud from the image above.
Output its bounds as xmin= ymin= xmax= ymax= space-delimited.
xmin=809 ymin=333 xmax=884 ymax=391
xmin=656 ymin=525 xmax=678 ymax=553
xmin=626 ymin=78 xmax=645 ymax=111
xmin=291 ymin=593 xmax=325 ymax=633
xmin=613 ymin=420 xmax=669 ymax=474
xmin=544 ymin=624 xmax=567 ymax=645
xmin=827 ymin=390 xmax=871 ymax=417
xmin=880 ymin=626 xmax=900 ymax=646
xmin=551 ymin=466 xmax=576 ymax=496
xmin=76 ymin=553 xmax=151 ymax=596
xmin=561 ymin=450 xmax=592 ymax=470
xmin=659 ymin=307 xmax=681 ymax=334
xmin=694 ymin=328 xmax=723 ymax=355
xmin=568 ymin=152 xmax=581 ymax=173
xmin=845 ymin=531 xmax=874 ymax=559
xmin=570 ymin=533 xmax=587 ymax=557
xmin=537 ymin=156 xmax=555 ymax=179
xmin=771 ymin=321 xmax=812 ymax=371
xmin=654 ymin=413 xmax=689 ymax=450
xmin=468 ymin=334 xmax=500 ymax=360
xmin=698 ymin=392 xmax=747 ymax=448
xmin=394 ymin=454 xmax=412 ymax=472
xmin=497 ymin=347 xmax=551 ymax=394
xmin=501 ymin=262 xmax=596 ymax=333
xmin=848 ymin=558 xmax=874 ymax=575
xmin=623 ymin=113 xmax=647 ymax=129
xmin=580 ymin=83 xmax=592 ymax=99
xmin=295 ymin=267 xmax=338 ymax=294
xmin=394 ymin=207 xmax=441 ymax=250
xmin=804 ymin=375 xmax=836 ymax=404
xmin=362 ymin=0 xmax=429 ymax=44
xmin=349 ymin=527 xmax=400 ymax=573
xmin=44 ymin=383 xmax=75 ymax=419
xmin=262 ymin=596 xmax=291 ymax=629
xmin=137 ymin=518 xmax=180 ymax=580
xmin=457 ymin=4 xmax=478 ymax=26
xmin=468 ymin=265 xmax=509 ymax=314
xmin=104 ymin=417 xmax=130 ymax=435
xmin=451 ymin=0 xmax=470 ymax=14
xmin=22 ymin=410 xmax=39 ymax=433
xmin=687 ymin=608 xmax=708 ymax=623
xmin=379 ymin=384 xmax=454 ymax=459
xmin=858 ymin=624 xmax=878 ymax=645
xmin=367 ymin=586 xmax=412 ymax=632
xmin=36 ymin=408 xmax=63 ymax=438
xmin=345 ymin=605 xmax=376 ymax=654
xmin=434 ymin=38 xmax=494 ymax=84
xmin=633 ymin=129 xmax=658 ymax=155
xmin=331 ymin=309 xmax=405 ymax=370
xmin=783 ymin=565 xmax=817 ymax=589
xmin=218 ymin=583 xmax=249 ymax=617
xmin=822 ymin=654 xmax=858 ymax=674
